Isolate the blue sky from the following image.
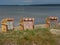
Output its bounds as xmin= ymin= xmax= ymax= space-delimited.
xmin=0 ymin=0 xmax=60 ymax=5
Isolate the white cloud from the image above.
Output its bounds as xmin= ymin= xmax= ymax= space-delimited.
xmin=12 ymin=0 xmax=32 ymax=3
xmin=23 ymin=0 xmax=32 ymax=2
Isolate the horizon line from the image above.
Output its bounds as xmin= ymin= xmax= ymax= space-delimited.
xmin=0 ymin=4 xmax=60 ymax=5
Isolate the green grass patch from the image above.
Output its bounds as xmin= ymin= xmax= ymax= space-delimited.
xmin=0 ymin=28 xmax=59 ymax=45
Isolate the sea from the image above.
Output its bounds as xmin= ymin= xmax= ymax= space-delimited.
xmin=0 ymin=6 xmax=60 ymax=27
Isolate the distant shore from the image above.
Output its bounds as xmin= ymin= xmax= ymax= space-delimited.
xmin=0 ymin=4 xmax=60 ymax=6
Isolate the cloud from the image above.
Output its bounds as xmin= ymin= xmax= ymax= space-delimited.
xmin=12 ymin=0 xmax=32 ymax=3
xmin=23 ymin=0 xmax=32 ymax=2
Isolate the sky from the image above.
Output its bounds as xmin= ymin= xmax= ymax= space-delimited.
xmin=0 ymin=0 xmax=60 ymax=5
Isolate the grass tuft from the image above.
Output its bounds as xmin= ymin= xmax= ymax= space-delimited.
xmin=0 ymin=28 xmax=59 ymax=45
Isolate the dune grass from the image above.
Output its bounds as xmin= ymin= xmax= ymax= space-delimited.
xmin=0 ymin=28 xmax=59 ymax=45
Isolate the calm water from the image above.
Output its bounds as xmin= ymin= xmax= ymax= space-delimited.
xmin=0 ymin=6 xmax=60 ymax=27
